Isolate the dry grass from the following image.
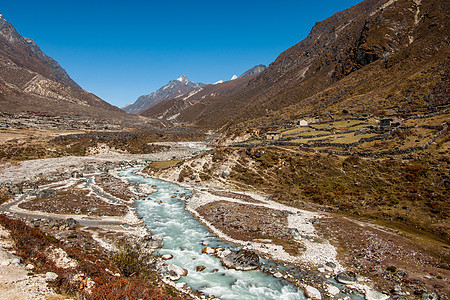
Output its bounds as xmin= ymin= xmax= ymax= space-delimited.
xmin=329 ymin=132 xmax=377 ymax=143
xmin=146 ymin=159 xmax=184 ymax=170
xmin=0 ymin=128 xmax=85 ymax=144
xmin=282 ymin=127 xmax=311 ymax=135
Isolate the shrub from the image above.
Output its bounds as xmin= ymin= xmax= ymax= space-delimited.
xmin=113 ymin=243 xmax=155 ymax=277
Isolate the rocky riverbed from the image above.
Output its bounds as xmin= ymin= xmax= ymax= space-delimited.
xmin=0 ymin=142 xmax=448 ymax=299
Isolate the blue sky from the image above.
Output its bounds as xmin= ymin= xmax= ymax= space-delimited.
xmin=2 ymin=0 xmax=362 ymax=107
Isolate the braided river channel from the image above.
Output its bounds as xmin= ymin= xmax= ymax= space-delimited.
xmin=120 ymin=167 xmax=304 ymax=299
xmin=120 ymin=166 xmax=364 ymax=300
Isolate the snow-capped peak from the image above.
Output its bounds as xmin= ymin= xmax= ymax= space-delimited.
xmin=213 ymin=80 xmax=224 ymax=85
xmin=231 ymin=75 xmax=238 ymax=80
xmin=177 ymin=74 xmax=189 ymax=83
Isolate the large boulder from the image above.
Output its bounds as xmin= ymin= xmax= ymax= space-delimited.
xmin=83 ymin=164 xmax=97 ymax=173
xmin=167 ymin=264 xmax=188 ymax=281
xmin=139 ymin=235 xmax=163 ymax=249
xmin=221 ymin=249 xmax=260 ymax=271
xmin=63 ymin=218 xmax=79 ymax=230
xmin=37 ymin=189 xmax=57 ymax=198
xmin=1 ymin=181 xmax=22 ymax=194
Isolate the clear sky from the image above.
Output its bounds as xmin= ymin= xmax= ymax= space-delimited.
xmin=2 ymin=0 xmax=362 ymax=108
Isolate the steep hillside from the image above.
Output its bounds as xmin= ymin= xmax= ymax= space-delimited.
xmin=0 ymin=13 xmax=126 ymax=119
xmin=142 ymin=0 xmax=449 ymax=130
xmin=123 ymin=74 xmax=204 ymax=114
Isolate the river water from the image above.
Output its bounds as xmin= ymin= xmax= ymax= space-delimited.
xmin=119 ymin=167 xmax=304 ymax=300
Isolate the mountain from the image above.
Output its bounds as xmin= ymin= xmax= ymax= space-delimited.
xmin=140 ymin=64 xmax=268 ymax=121
xmin=0 ymin=13 xmax=125 ymax=118
xmin=238 ymin=64 xmax=267 ymax=79
xmin=140 ymin=0 xmax=449 ymax=130
xmin=123 ymin=74 xmax=204 ymax=114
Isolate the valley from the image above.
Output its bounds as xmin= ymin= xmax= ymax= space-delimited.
xmin=0 ymin=0 xmax=448 ymax=299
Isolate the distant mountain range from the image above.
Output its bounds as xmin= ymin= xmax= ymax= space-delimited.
xmin=140 ymin=0 xmax=449 ymax=129
xmin=0 ymin=13 xmax=125 ymax=118
xmin=138 ymin=64 xmax=267 ymax=121
xmin=123 ymin=74 xmax=204 ymax=114
xmin=124 ymin=65 xmax=267 ymax=114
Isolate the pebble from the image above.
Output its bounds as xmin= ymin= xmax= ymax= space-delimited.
xmin=336 ymin=271 xmax=357 ymax=284
xmin=274 ymin=272 xmax=283 ymax=278
xmin=161 ymin=254 xmax=173 ymax=260
xmin=45 ymin=272 xmax=58 ymax=281
xmin=325 ymin=284 xmax=340 ymax=296
xmin=365 ymin=289 xmax=389 ymax=300
xmin=196 ymin=265 xmax=206 ymax=272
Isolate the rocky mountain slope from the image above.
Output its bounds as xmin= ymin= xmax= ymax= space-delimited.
xmin=123 ymin=74 xmax=204 ymax=114
xmin=141 ymin=0 xmax=449 ymax=130
xmin=0 ymin=13 xmax=126 ymax=119
xmin=238 ymin=64 xmax=267 ymax=79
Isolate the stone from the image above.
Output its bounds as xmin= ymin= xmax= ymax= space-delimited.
xmin=0 ymin=251 xmax=20 ymax=266
xmin=273 ymin=272 xmax=283 ymax=278
xmin=161 ymin=254 xmax=173 ymax=260
xmin=336 ymin=271 xmax=357 ymax=284
xmin=201 ymin=241 xmax=209 ymax=246
xmin=175 ymin=282 xmax=187 ymax=289
xmin=325 ymin=284 xmax=340 ymax=296
xmin=304 ymin=285 xmax=322 ymax=300
xmin=221 ymin=249 xmax=260 ymax=271
xmin=140 ymin=235 xmax=163 ymax=249
xmin=221 ymin=170 xmax=230 ymax=179
xmin=25 ymin=264 xmax=35 ymax=270
xmin=37 ymin=189 xmax=57 ymax=198
xmin=45 ymin=272 xmax=58 ymax=281
xmin=168 ymin=264 xmax=188 ymax=280
xmin=421 ymin=293 xmax=438 ymax=300
xmin=196 ymin=265 xmax=206 ymax=272
xmin=365 ymin=289 xmax=389 ymax=300
xmin=71 ymin=170 xmax=83 ymax=178
xmin=64 ymin=218 xmax=79 ymax=230
xmin=202 ymin=247 xmax=215 ymax=255
xmin=83 ymin=164 xmax=97 ymax=173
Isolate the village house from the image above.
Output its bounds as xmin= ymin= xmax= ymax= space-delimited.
xmin=297 ymin=119 xmax=308 ymax=126
xmin=265 ymin=132 xmax=282 ymax=140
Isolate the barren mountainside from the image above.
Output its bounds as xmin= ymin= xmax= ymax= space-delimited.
xmin=141 ymin=0 xmax=449 ymax=130
xmin=0 ymin=13 xmax=126 ymax=118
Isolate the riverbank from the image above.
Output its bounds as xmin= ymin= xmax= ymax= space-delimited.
xmin=0 ymin=142 xmax=448 ymax=299
xmin=0 ymin=144 xmax=204 ymax=299
xmin=143 ymin=144 xmax=449 ymax=299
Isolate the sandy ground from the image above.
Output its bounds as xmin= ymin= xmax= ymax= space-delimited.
xmin=0 ymin=225 xmax=58 ymax=300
